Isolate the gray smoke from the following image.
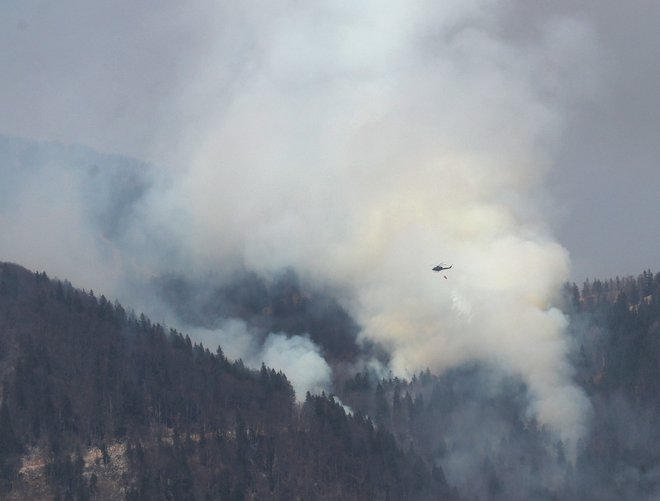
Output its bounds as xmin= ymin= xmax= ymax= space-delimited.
xmin=0 ymin=0 xmax=603 ymax=449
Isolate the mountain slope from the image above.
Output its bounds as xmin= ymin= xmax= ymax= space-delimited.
xmin=0 ymin=262 xmax=452 ymax=500
xmin=3 ymin=261 xmax=660 ymax=500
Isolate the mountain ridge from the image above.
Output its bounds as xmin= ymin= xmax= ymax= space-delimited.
xmin=0 ymin=261 xmax=451 ymax=500
xmin=2 ymin=261 xmax=660 ymax=499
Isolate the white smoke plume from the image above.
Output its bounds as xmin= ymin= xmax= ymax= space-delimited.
xmin=0 ymin=1 xmax=598 ymax=446
xmin=190 ymin=320 xmax=331 ymax=401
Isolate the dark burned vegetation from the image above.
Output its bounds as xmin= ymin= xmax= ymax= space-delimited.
xmin=1 ymin=261 xmax=660 ymax=500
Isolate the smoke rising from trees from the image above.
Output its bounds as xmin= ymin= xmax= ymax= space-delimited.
xmin=0 ymin=1 xmax=601 ymax=447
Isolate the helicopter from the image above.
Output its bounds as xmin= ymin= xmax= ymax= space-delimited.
xmin=432 ymin=263 xmax=452 ymax=272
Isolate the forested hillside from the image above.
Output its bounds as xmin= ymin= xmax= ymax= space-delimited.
xmin=1 ymin=261 xmax=660 ymax=500
xmin=337 ymin=270 xmax=660 ymax=500
xmin=0 ymin=262 xmax=450 ymax=500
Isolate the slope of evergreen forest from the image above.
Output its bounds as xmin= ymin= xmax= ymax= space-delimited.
xmin=1 ymin=261 xmax=660 ymax=500
xmin=0 ymin=262 xmax=450 ymax=500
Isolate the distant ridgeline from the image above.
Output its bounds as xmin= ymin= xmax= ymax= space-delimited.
xmin=1 ymin=261 xmax=660 ymax=500
xmin=564 ymin=270 xmax=658 ymax=311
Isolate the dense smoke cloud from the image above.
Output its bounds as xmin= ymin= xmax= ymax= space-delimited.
xmin=0 ymin=1 xmax=599 ymax=446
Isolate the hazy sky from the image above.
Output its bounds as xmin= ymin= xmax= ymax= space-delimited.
xmin=509 ymin=0 xmax=660 ymax=281
xmin=1 ymin=0 xmax=658 ymax=445
xmin=1 ymin=1 xmax=657 ymax=282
